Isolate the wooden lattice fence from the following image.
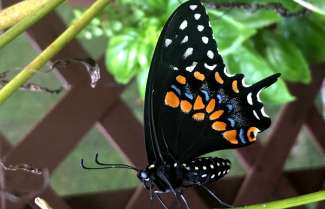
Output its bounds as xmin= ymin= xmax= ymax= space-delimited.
xmin=0 ymin=1 xmax=324 ymax=209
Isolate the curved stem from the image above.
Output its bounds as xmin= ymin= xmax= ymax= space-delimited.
xmin=0 ymin=0 xmax=110 ymax=104
xmin=217 ymin=190 xmax=325 ymax=209
xmin=0 ymin=0 xmax=64 ymax=48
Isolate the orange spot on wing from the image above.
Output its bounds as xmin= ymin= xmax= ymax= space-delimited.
xmin=232 ymin=80 xmax=239 ymax=93
xmin=192 ymin=112 xmax=205 ymax=121
xmin=209 ymin=110 xmax=224 ymax=120
xmin=194 ymin=71 xmax=205 ymax=81
xmin=180 ymin=100 xmax=192 ymax=113
xmin=193 ymin=95 xmax=205 ymax=110
xmin=176 ymin=75 xmax=186 ymax=85
xmin=212 ymin=121 xmax=227 ymax=131
xmin=165 ymin=91 xmax=180 ymax=108
xmin=206 ymin=99 xmax=216 ymax=113
xmin=215 ymin=72 xmax=224 ymax=84
xmin=247 ymin=127 xmax=260 ymax=142
xmin=223 ymin=130 xmax=239 ymax=144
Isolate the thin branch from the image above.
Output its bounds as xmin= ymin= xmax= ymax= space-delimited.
xmin=216 ymin=190 xmax=325 ymax=209
xmin=0 ymin=0 xmax=65 ymax=48
xmin=0 ymin=0 xmax=111 ymax=104
xmin=204 ymin=1 xmax=308 ymax=17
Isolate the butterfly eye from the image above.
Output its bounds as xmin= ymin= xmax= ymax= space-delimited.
xmin=247 ymin=127 xmax=260 ymax=142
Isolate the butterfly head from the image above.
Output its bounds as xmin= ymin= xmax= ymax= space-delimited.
xmin=137 ymin=164 xmax=157 ymax=189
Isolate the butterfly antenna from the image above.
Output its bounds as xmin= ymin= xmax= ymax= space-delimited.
xmin=80 ymin=153 xmax=139 ymax=172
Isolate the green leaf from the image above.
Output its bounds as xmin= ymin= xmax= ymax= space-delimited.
xmin=105 ymin=31 xmax=140 ymax=84
xmin=224 ymin=45 xmax=294 ymax=104
xmin=208 ymin=10 xmax=257 ymax=56
xmin=136 ymin=68 xmax=149 ymax=99
xmin=259 ymin=31 xmax=310 ymax=84
xmin=278 ymin=17 xmax=325 ymax=63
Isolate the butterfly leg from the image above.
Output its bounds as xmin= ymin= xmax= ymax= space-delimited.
xmin=179 ymin=192 xmax=191 ymax=209
xmin=153 ymin=191 xmax=169 ymax=209
xmin=149 ymin=185 xmax=154 ymax=209
xmin=198 ymin=184 xmax=233 ymax=208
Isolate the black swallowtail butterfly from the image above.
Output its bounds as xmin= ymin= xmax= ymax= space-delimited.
xmin=82 ymin=0 xmax=280 ymax=208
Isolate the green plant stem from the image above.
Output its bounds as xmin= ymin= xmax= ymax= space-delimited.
xmin=0 ymin=0 xmax=48 ymax=30
xmin=0 ymin=0 xmax=110 ymax=104
xmin=34 ymin=197 xmax=53 ymax=209
xmin=219 ymin=190 xmax=325 ymax=209
xmin=0 ymin=0 xmax=64 ymax=48
xmin=0 ymin=0 xmax=64 ymax=49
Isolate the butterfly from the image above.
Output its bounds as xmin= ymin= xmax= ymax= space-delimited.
xmin=81 ymin=0 xmax=280 ymax=208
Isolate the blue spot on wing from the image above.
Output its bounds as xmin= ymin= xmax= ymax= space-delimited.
xmin=227 ymin=118 xmax=235 ymax=128
xmin=239 ymin=128 xmax=246 ymax=144
xmin=184 ymin=87 xmax=194 ymax=100
xmin=227 ymin=104 xmax=233 ymax=112
xmin=201 ymin=89 xmax=210 ymax=101
xmin=171 ymin=85 xmax=181 ymax=95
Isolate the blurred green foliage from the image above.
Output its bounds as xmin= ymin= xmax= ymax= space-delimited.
xmin=74 ymin=0 xmax=325 ymax=104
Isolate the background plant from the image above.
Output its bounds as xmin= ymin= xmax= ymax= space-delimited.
xmin=74 ymin=0 xmax=325 ymax=104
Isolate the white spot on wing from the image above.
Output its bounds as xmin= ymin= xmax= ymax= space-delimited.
xmin=201 ymin=174 xmax=207 ymax=178
xmin=172 ymin=66 xmax=179 ymax=71
xmin=204 ymin=63 xmax=217 ymax=71
xmin=185 ymin=61 xmax=197 ymax=72
xmin=257 ymin=90 xmax=262 ymax=102
xmin=247 ymin=92 xmax=253 ymax=105
xmin=183 ymin=47 xmax=193 ymax=59
xmin=261 ymin=107 xmax=270 ymax=118
xmin=180 ymin=20 xmax=188 ymax=30
xmin=253 ymin=110 xmax=260 ymax=120
xmin=211 ymin=174 xmax=215 ymax=179
xmin=210 ymin=164 xmax=214 ymax=169
xmin=189 ymin=5 xmax=198 ymax=10
xmin=203 ymin=166 xmax=207 ymax=170
xmin=242 ymin=78 xmax=249 ymax=87
xmin=181 ymin=35 xmax=188 ymax=44
xmin=194 ymin=13 xmax=201 ymax=20
xmin=195 ymin=166 xmax=199 ymax=170
xmin=207 ymin=50 xmax=214 ymax=59
xmin=218 ymin=171 xmax=222 ymax=176
xmin=223 ymin=67 xmax=234 ymax=77
xmin=197 ymin=25 xmax=204 ymax=32
xmin=202 ymin=36 xmax=209 ymax=44
xmin=165 ymin=39 xmax=172 ymax=47
xmin=173 ymin=163 xmax=177 ymax=167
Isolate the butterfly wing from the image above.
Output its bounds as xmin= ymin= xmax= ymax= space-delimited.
xmin=144 ymin=0 xmax=280 ymax=163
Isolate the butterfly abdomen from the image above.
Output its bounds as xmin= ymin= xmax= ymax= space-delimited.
xmin=181 ymin=157 xmax=230 ymax=186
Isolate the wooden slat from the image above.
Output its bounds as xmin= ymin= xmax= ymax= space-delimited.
xmin=0 ymin=133 xmax=11 ymax=157
xmin=65 ymin=188 xmax=134 ymax=209
xmin=235 ymin=66 xmax=325 ymax=205
xmin=305 ymin=106 xmax=325 ymax=153
xmin=237 ymin=138 xmax=307 ymax=209
xmin=98 ymin=100 xmax=146 ymax=168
